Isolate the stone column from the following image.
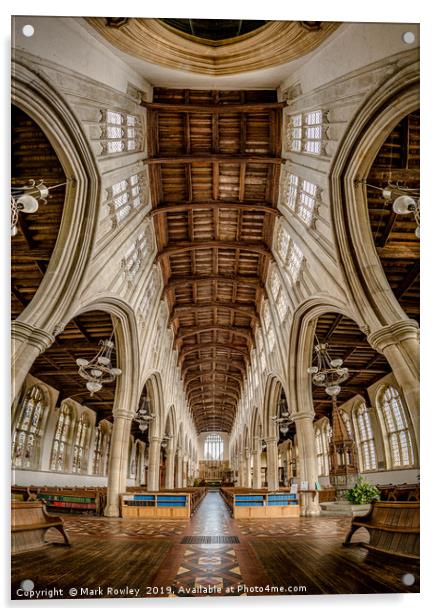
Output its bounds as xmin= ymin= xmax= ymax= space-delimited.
xmin=183 ymin=458 xmax=188 ymax=487
xmin=11 ymin=321 xmax=55 ymax=401
xmin=175 ymin=448 xmax=183 ymax=488
xmin=137 ymin=443 xmax=146 ymax=485
xmin=368 ymin=320 xmax=420 ymax=450
xmin=105 ymin=409 xmax=133 ymax=517
xmin=238 ymin=455 xmax=246 ymax=487
xmin=244 ymin=448 xmax=252 ymax=488
xmin=265 ymin=436 xmax=279 ymax=491
xmin=164 ymin=447 xmax=176 ymax=489
xmin=147 ymin=436 xmax=162 ymax=491
xmin=295 ymin=414 xmax=320 ymax=516
xmin=251 ymin=439 xmax=262 ymax=489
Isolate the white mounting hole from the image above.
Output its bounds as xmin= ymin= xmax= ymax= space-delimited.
xmin=402 ymin=31 xmax=415 ymax=44
xmin=401 ymin=573 xmax=415 ymax=586
xmin=22 ymin=24 xmax=35 ymax=37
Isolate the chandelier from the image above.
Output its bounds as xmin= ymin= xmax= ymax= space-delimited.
xmin=75 ymin=337 xmax=122 ymax=395
xmin=271 ymin=397 xmax=293 ymax=434
xmin=359 ymin=180 xmax=420 ymax=239
xmin=161 ymin=435 xmax=173 ymax=449
xmin=11 ymin=179 xmax=67 ymax=236
xmin=307 ymin=341 xmax=349 ymax=398
xmin=134 ymin=395 xmax=155 ymax=432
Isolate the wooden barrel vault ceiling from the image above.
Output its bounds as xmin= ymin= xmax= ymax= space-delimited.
xmin=146 ymin=88 xmax=284 ymax=433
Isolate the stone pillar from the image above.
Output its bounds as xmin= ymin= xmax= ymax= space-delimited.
xmin=164 ymin=447 xmax=175 ymax=489
xmin=295 ymin=414 xmax=320 ymax=516
xmin=244 ymin=448 xmax=251 ymax=488
xmin=11 ymin=321 xmax=55 ymax=401
xmin=104 ymin=409 xmax=133 ymax=517
xmin=137 ymin=443 xmax=145 ymax=485
xmin=183 ymin=458 xmax=188 ymax=487
xmin=238 ymin=455 xmax=246 ymax=487
xmin=147 ymin=436 xmax=162 ymax=491
xmin=265 ymin=436 xmax=279 ymax=491
xmin=175 ymin=448 xmax=183 ymax=488
xmin=368 ymin=320 xmax=420 ymax=450
xmin=251 ymin=439 xmax=262 ymax=489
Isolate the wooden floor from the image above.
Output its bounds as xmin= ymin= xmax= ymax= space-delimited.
xmin=11 ymin=492 xmax=419 ymax=600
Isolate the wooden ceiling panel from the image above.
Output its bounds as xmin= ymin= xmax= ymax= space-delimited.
xmin=312 ymin=313 xmax=392 ymax=421
xmin=366 ymin=110 xmax=419 ymax=322
xmin=147 ymin=88 xmax=283 ymax=431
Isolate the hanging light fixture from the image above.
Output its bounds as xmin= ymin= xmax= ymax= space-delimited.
xmin=161 ymin=434 xmax=173 ymax=449
xmin=358 ymin=179 xmax=420 ymax=239
xmin=133 ymin=394 xmax=155 ymax=432
xmin=307 ymin=340 xmax=349 ymax=398
xmin=271 ymin=396 xmax=293 ymax=434
xmin=76 ymin=337 xmax=122 ymax=396
xmin=11 ymin=179 xmax=68 ymax=236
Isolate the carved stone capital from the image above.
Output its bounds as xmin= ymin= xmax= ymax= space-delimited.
xmin=11 ymin=320 xmax=55 ymax=353
xmin=367 ymin=319 xmax=419 ymax=353
xmin=113 ymin=408 xmax=135 ymax=421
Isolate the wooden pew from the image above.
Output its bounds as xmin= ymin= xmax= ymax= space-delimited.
xmin=124 ymin=487 xmax=207 ymax=517
xmin=343 ymin=500 xmax=419 ymax=560
xmin=12 ymin=501 xmax=71 ymax=554
xmin=32 ymin=486 xmax=106 ymax=515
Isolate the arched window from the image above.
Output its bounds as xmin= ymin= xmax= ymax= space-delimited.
xmin=315 ymin=423 xmax=330 ymax=476
xmin=12 ymin=385 xmax=46 ymax=469
xmin=72 ymin=414 xmax=90 ymax=474
xmin=92 ymin=425 xmax=103 ymax=475
xmin=103 ymin=430 xmax=111 ymax=476
xmin=276 ymin=226 xmax=304 ymax=284
xmin=355 ymin=403 xmax=377 ymax=471
xmin=204 ymin=434 xmax=224 ymax=461
xmin=50 ymin=405 xmax=73 ymax=471
xmin=378 ymin=385 xmax=414 ymax=467
xmin=341 ymin=410 xmax=354 ymax=439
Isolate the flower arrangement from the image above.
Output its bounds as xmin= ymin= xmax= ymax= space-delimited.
xmin=344 ymin=477 xmax=381 ymax=505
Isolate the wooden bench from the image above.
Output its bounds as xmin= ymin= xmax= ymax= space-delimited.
xmin=12 ymin=501 xmax=71 ymax=554
xmin=343 ymin=500 xmax=419 ymax=560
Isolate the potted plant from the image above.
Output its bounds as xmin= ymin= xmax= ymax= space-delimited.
xmin=345 ymin=477 xmax=381 ymax=505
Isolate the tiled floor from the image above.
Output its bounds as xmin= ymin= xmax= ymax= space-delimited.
xmin=12 ymin=491 xmax=420 ymax=599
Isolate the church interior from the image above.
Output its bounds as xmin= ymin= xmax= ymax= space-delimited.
xmin=11 ymin=15 xmax=420 ymax=599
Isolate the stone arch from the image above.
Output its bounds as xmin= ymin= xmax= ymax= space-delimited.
xmin=288 ymin=296 xmax=358 ymax=418
xmin=11 ymin=59 xmax=100 ymax=336
xmin=262 ymin=373 xmax=288 ymax=438
xmin=72 ymin=296 xmax=142 ymax=414
xmin=330 ymin=59 xmax=419 ymax=330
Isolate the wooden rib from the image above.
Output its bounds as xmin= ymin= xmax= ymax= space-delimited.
xmin=170 ymin=302 xmax=257 ymax=321
xmin=164 ymin=274 xmax=262 ymax=293
xmin=143 ymin=101 xmax=286 ymax=113
xmin=176 ymin=325 xmax=253 ymax=342
xmin=185 ymin=372 xmax=242 ymax=387
xmin=146 ymin=154 xmax=284 ymax=165
xmin=182 ymin=360 xmax=246 ymax=376
xmin=180 ymin=344 xmax=250 ymax=360
xmin=156 ymin=240 xmax=272 ymax=261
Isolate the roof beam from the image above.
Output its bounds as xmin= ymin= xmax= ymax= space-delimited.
xmin=156 ymin=241 xmax=272 ymax=262
xmin=146 ymin=154 xmax=284 ymax=165
xmin=150 ymin=200 xmax=279 ymax=216
xmin=176 ymin=325 xmax=253 ymax=343
xmin=143 ymin=101 xmax=286 ymax=113
xmin=164 ymin=274 xmax=263 ymax=295
xmin=180 ymin=344 xmax=250 ymax=361
xmin=170 ymin=301 xmax=258 ymax=322
xmin=182 ymin=359 xmax=246 ymax=376
xmin=185 ymin=372 xmax=242 ymax=387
